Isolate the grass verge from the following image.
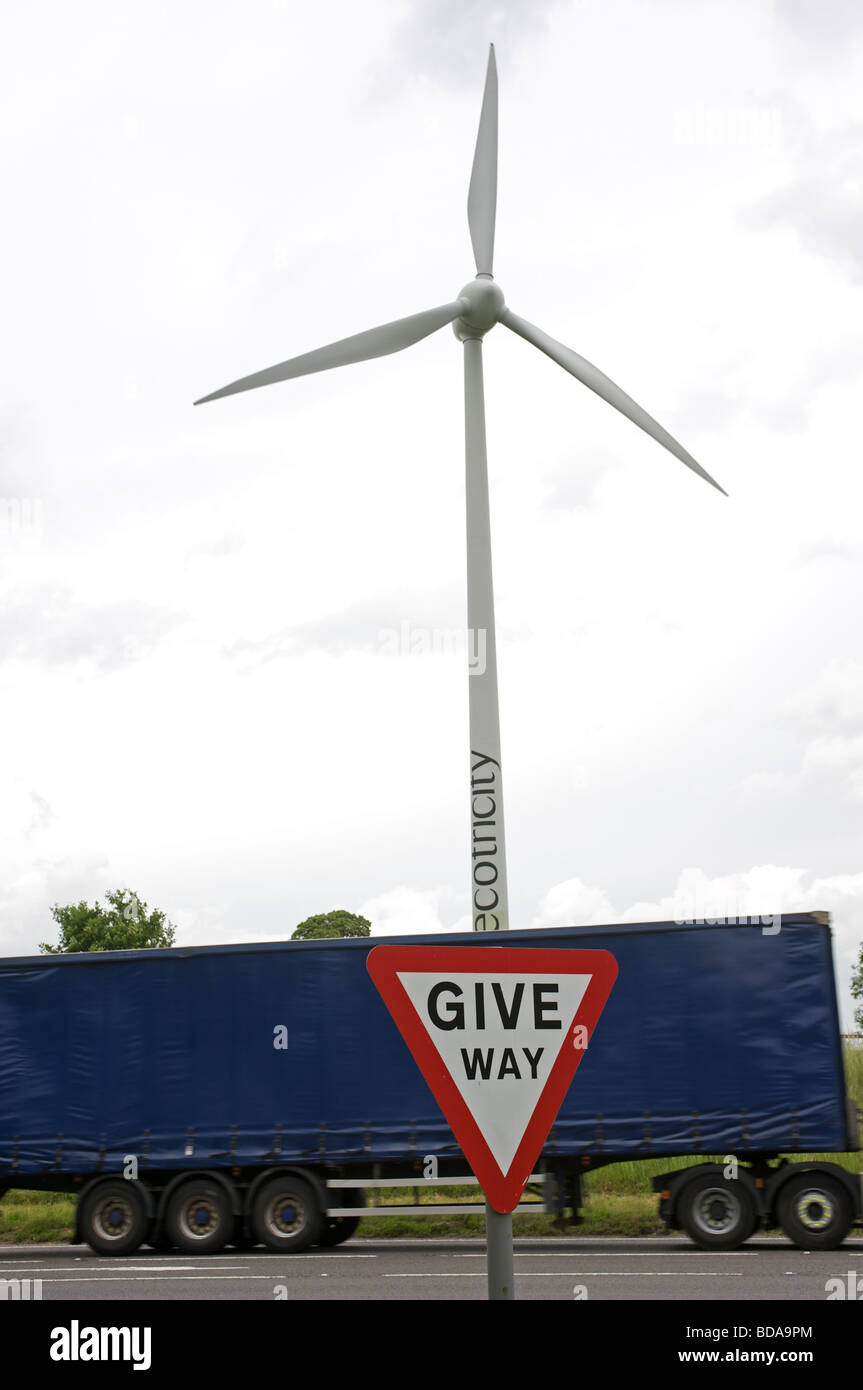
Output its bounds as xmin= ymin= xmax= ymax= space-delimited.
xmin=0 ymin=1190 xmax=76 ymax=1245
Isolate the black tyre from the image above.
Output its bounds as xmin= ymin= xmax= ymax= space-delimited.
xmin=678 ymin=1173 xmax=758 ymax=1251
xmin=80 ymin=1180 xmax=149 ymax=1257
xmin=230 ymin=1216 xmax=257 ymax=1250
xmin=164 ymin=1180 xmax=233 ymax=1255
xmin=251 ymin=1175 xmax=323 ymax=1253
xmin=776 ymin=1172 xmax=854 ymax=1251
xmin=317 ymin=1188 xmax=365 ymax=1247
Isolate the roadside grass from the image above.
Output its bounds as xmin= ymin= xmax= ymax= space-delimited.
xmin=2 ymin=1043 xmax=860 ymax=1244
xmin=0 ymin=1190 xmax=75 ymax=1244
xmin=844 ymin=1039 xmax=863 ymax=1110
xmin=352 ymin=1187 xmax=666 ymax=1238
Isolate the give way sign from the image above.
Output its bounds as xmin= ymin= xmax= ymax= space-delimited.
xmin=366 ymin=945 xmax=617 ymax=1214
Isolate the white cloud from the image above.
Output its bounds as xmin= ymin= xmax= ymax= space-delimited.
xmin=532 ymin=864 xmax=863 ymax=1031
xmin=746 ymin=124 xmax=863 ymax=281
xmin=362 ymin=885 xmax=469 ymax=937
xmin=0 ymin=581 xmax=184 ymax=671
xmin=531 ymin=878 xmax=617 ymax=928
xmin=383 ymin=0 xmax=569 ymax=88
xmin=737 ymin=662 xmax=863 ymax=814
xmin=784 ymin=658 xmax=863 ymax=736
xmin=775 ymin=0 xmax=863 ymax=53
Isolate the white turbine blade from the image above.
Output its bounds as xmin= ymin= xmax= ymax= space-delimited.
xmin=195 ymin=299 xmax=469 ymax=405
xmin=467 ymin=45 xmax=498 ymax=278
xmin=501 ymin=307 xmax=727 ymax=496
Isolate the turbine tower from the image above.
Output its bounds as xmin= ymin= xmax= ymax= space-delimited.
xmin=195 ymin=46 xmax=725 ymax=942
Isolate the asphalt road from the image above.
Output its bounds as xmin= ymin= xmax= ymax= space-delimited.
xmin=3 ymin=1235 xmax=862 ymax=1301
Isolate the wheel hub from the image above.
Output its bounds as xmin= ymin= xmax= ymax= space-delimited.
xmin=795 ymin=1191 xmax=833 ymax=1231
xmin=695 ymin=1187 xmax=739 ymax=1233
xmin=97 ymin=1200 xmax=132 ymax=1238
xmin=266 ymin=1197 xmax=302 ymax=1235
xmin=179 ymin=1197 xmax=220 ymax=1239
xmin=453 ymin=276 xmax=505 ymax=341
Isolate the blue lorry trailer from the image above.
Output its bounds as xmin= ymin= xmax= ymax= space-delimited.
xmin=0 ymin=912 xmax=859 ymax=1254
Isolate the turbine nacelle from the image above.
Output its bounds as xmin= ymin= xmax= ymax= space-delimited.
xmin=453 ymin=277 xmax=505 ymax=342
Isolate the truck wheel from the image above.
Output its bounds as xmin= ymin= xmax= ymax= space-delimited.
xmin=230 ymin=1216 xmax=257 ymax=1249
xmin=776 ymin=1172 xmax=853 ymax=1251
xmin=80 ymin=1180 xmax=149 ymax=1257
xmin=318 ymin=1215 xmax=362 ymax=1247
xmin=146 ymin=1227 xmax=173 ymax=1251
xmin=164 ymin=1180 xmax=233 ymax=1255
xmin=252 ymin=1176 xmax=323 ymax=1253
xmin=678 ymin=1173 xmax=757 ymax=1251
xmin=318 ymin=1189 xmax=365 ymax=1247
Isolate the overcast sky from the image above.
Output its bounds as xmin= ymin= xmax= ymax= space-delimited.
xmin=2 ymin=0 xmax=862 ymax=1027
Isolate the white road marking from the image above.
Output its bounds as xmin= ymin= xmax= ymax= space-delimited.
xmin=453 ymin=1251 xmax=738 ymax=1259
xmin=0 ymin=1264 xmax=248 ymax=1274
xmin=24 ymin=1274 xmax=295 ymax=1282
xmin=386 ymin=1270 xmax=743 ymax=1278
xmin=0 ymin=1254 xmax=376 ymax=1272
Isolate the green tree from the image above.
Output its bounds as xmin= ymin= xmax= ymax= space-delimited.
xmin=291 ymin=909 xmax=371 ymax=941
xmin=39 ymin=889 xmax=176 ymax=954
xmin=852 ymin=941 xmax=863 ymax=1030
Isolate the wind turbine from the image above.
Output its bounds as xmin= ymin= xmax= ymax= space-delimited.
xmin=195 ymin=46 xmax=725 ymax=943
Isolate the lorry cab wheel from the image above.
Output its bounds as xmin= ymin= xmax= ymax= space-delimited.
xmin=776 ymin=1172 xmax=854 ymax=1251
xmin=678 ymin=1172 xmax=758 ymax=1251
xmin=251 ymin=1175 xmax=323 ymax=1253
xmin=80 ymin=1180 xmax=149 ymax=1257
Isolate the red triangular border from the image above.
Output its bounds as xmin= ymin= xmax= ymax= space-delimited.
xmin=367 ymin=945 xmax=617 ymax=1213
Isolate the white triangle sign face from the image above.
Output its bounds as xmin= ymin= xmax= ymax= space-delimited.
xmin=367 ymin=945 xmax=617 ymax=1213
